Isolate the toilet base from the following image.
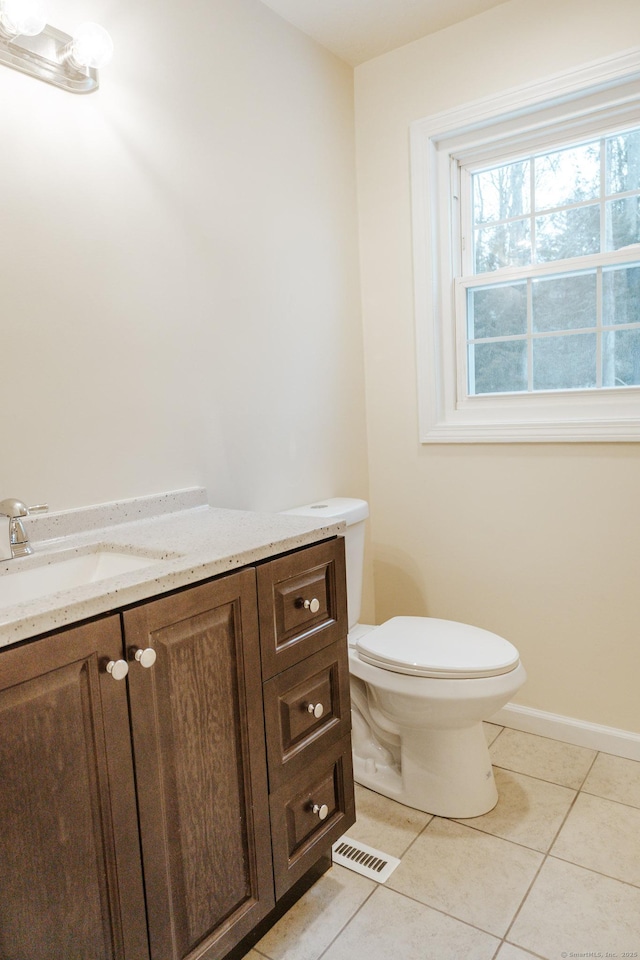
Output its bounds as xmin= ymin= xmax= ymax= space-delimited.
xmin=353 ymin=720 xmax=499 ymax=818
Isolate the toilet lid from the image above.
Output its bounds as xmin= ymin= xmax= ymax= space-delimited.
xmin=355 ymin=617 xmax=520 ymax=679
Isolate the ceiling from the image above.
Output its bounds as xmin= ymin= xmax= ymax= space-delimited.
xmin=258 ymin=0 xmax=509 ymax=66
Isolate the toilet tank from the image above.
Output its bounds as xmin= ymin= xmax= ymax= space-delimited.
xmin=281 ymin=498 xmax=369 ymax=630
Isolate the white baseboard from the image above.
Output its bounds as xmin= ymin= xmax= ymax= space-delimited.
xmin=490 ymin=703 xmax=640 ymax=762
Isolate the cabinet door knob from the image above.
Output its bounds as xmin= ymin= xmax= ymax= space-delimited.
xmin=311 ymin=803 xmax=329 ymax=821
xmin=303 ymin=598 xmax=320 ymax=614
xmin=106 ymin=659 xmax=129 ymax=681
xmin=307 ymin=702 xmax=324 ymax=719
xmin=134 ymin=647 xmax=157 ymax=669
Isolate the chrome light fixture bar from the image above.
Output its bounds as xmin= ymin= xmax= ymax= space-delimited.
xmin=0 ymin=1 xmax=113 ymax=94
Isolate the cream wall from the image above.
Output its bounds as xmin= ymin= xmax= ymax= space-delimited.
xmin=355 ymin=0 xmax=640 ymax=733
xmin=0 ymin=0 xmax=369 ymax=536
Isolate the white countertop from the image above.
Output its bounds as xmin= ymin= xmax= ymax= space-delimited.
xmin=0 ymin=489 xmax=344 ymax=648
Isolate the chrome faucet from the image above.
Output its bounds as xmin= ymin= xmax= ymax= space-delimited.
xmin=0 ymin=499 xmax=48 ymax=559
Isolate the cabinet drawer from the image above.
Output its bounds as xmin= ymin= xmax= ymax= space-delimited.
xmin=263 ymin=640 xmax=351 ymax=789
xmin=257 ymin=538 xmax=347 ymax=679
xmin=269 ymin=735 xmax=355 ymax=899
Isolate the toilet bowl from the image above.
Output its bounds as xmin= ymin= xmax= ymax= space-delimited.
xmin=283 ymin=499 xmax=526 ymax=818
xmin=349 ymin=619 xmax=525 ymax=817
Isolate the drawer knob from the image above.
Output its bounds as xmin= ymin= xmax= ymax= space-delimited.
xmin=106 ymin=659 xmax=129 ymax=681
xmin=133 ymin=647 xmax=157 ymax=669
xmin=303 ymin=598 xmax=320 ymax=614
xmin=307 ymin=702 xmax=324 ymax=719
xmin=312 ymin=803 xmax=329 ymax=821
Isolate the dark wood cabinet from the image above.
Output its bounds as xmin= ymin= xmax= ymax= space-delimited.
xmin=258 ymin=544 xmax=355 ymax=900
xmin=123 ymin=569 xmax=274 ymax=960
xmin=0 ymin=617 xmax=148 ymax=960
xmin=257 ymin=539 xmax=347 ymax=678
xmin=263 ymin=639 xmax=352 ymax=789
xmin=0 ymin=537 xmax=354 ymax=960
xmin=269 ymin=736 xmax=355 ymax=898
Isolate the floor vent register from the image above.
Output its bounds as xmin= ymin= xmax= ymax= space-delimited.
xmin=331 ymin=837 xmax=400 ymax=883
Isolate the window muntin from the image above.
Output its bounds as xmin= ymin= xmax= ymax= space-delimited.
xmin=465 ymin=261 xmax=640 ymax=395
xmin=462 ymin=126 xmax=640 ymax=397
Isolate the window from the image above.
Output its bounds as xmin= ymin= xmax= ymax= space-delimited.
xmin=411 ymin=50 xmax=640 ymax=441
xmin=463 ymin=131 xmax=640 ymax=397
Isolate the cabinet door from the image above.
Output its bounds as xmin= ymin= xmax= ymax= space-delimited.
xmin=123 ymin=569 xmax=274 ymax=960
xmin=0 ymin=617 xmax=148 ymax=960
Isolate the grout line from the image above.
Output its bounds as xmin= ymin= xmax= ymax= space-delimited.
xmin=491 ymin=750 xmax=640 ymax=809
xmin=490 ymin=937 xmax=550 ymax=960
xmin=544 ymin=771 xmax=587 ymax=853
xmin=395 ymin=815 xmax=435 ymax=859
xmin=487 ymin=724 xmax=507 ymax=748
xmin=315 ymin=885 xmax=378 ymax=960
xmin=545 ymin=852 xmax=640 ymax=891
xmin=500 ymin=941 xmax=549 ymax=960
xmin=445 ymin=810 xmax=569 ymax=856
xmin=491 ymin=761 xmax=591 ymax=792
xmin=577 ymin=748 xmax=600 ymax=790
xmin=366 ymin=883 xmax=505 ymax=943
xmin=501 ymin=846 xmax=548 ymax=946
xmin=385 ymin=809 xmax=437 ymax=860
xmin=580 ymin=786 xmax=640 ymax=812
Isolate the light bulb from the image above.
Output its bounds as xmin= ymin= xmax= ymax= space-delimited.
xmin=69 ymin=22 xmax=113 ymax=70
xmin=0 ymin=0 xmax=46 ymax=37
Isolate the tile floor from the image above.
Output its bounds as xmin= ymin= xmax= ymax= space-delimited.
xmin=248 ymin=725 xmax=640 ymax=960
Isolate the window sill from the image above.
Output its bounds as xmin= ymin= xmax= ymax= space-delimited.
xmin=420 ymin=389 xmax=640 ymax=442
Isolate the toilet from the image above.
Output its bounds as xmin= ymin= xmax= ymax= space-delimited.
xmin=284 ymin=498 xmax=526 ymax=818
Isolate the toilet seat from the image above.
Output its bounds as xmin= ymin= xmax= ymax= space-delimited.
xmin=355 ymin=616 xmax=520 ymax=679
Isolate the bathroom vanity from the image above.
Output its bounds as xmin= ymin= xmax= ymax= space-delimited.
xmin=0 ymin=493 xmax=355 ymax=960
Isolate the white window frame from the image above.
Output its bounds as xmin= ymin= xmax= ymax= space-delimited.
xmin=411 ymin=48 xmax=640 ymax=442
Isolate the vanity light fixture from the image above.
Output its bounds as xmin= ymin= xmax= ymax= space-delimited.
xmin=0 ymin=0 xmax=113 ymax=93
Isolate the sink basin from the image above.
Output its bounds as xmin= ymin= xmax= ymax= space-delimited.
xmin=0 ymin=549 xmax=163 ymax=608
